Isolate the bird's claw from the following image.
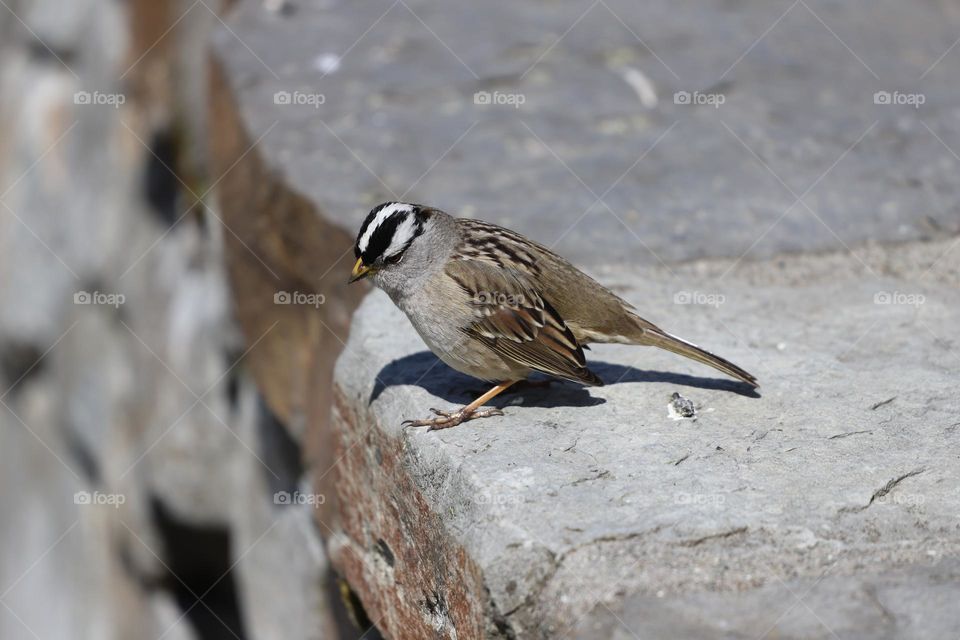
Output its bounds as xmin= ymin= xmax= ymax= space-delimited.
xmin=401 ymin=406 xmax=505 ymax=432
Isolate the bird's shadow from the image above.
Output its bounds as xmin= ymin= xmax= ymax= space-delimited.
xmin=370 ymin=351 xmax=760 ymax=408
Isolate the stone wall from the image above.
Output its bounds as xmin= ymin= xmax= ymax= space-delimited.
xmin=0 ymin=0 xmax=365 ymax=638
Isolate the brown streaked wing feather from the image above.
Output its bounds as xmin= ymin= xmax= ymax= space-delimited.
xmin=454 ymin=218 xmax=649 ymax=342
xmin=444 ymin=259 xmax=603 ymax=386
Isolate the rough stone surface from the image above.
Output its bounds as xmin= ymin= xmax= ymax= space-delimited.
xmin=212 ymin=0 xmax=960 ymax=267
xmin=333 ymin=240 xmax=960 ymax=639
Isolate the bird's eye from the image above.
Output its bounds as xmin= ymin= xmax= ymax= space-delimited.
xmin=383 ymin=252 xmax=403 ymax=265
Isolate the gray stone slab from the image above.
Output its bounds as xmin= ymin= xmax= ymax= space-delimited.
xmin=214 ymin=0 xmax=960 ymax=267
xmin=576 ymin=561 xmax=960 ymax=640
xmin=231 ymin=385 xmax=342 ymax=640
xmin=332 ymin=239 xmax=960 ymax=638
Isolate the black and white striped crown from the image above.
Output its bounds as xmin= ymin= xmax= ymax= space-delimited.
xmin=354 ymin=202 xmax=429 ymax=264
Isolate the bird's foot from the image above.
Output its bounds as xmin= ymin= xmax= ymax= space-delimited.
xmin=402 ymin=406 xmax=504 ymax=431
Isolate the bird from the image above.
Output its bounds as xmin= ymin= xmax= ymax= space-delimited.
xmin=348 ymin=202 xmax=757 ymax=430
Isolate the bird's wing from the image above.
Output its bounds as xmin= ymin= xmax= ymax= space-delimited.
xmin=444 ymin=258 xmax=603 ymax=386
xmin=452 ymin=218 xmax=645 ymax=341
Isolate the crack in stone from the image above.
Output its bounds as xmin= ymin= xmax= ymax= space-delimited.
xmin=828 ymin=430 xmax=872 ymax=440
xmin=840 ymin=468 xmax=926 ymax=513
xmin=677 ymin=525 xmax=749 ymax=547
xmin=567 ymin=469 xmax=610 ymax=487
xmin=671 ymin=452 xmax=691 ymax=466
xmin=870 ymin=396 xmax=897 ymax=410
xmin=503 ymin=526 xmax=669 ymax=620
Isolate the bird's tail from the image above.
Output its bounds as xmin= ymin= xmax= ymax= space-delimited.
xmin=639 ymin=328 xmax=758 ymax=388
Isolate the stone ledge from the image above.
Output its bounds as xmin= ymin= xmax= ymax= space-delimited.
xmin=208 ymin=0 xmax=960 ymax=268
xmin=331 ymin=240 xmax=960 ymax=639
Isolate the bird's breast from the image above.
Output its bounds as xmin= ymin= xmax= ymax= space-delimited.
xmin=397 ymin=278 xmax=518 ymax=382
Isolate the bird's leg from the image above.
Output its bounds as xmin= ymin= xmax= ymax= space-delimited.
xmin=402 ymin=381 xmax=517 ymax=431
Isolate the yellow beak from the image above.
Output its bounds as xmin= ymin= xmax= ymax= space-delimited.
xmin=349 ymin=257 xmax=372 ymax=284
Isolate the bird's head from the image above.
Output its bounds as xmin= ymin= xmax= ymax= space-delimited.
xmin=349 ymin=202 xmax=436 ymax=287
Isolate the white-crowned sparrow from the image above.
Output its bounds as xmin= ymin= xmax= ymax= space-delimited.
xmin=349 ymin=202 xmax=757 ymax=430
